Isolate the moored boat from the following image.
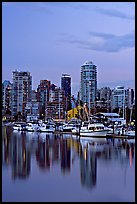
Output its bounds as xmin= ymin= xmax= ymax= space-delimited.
xmin=26 ymin=122 xmax=39 ymax=132
xmin=12 ymin=122 xmax=26 ymax=131
xmin=38 ymin=122 xmax=55 ymax=133
xmin=80 ymin=122 xmax=108 ymax=137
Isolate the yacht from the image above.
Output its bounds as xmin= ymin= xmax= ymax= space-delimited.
xmin=61 ymin=123 xmax=74 ymax=132
xmin=124 ymin=130 xmax=135 ymax=137
xmin=38 ymin=122 xmax=55 ymax=133
xmin=107 ymin=125 xmax=135 ymax=137
xmin=61 ymin=118 xmax=82 ymax=133
xmin=71 ymin=124 xmax=81 ymax=134
xmin=26 ymin=122 xmax=39 ymax=132
xmin=80 ymin=122 xmax=108 ymax=137
xmin=12 ymin=122 xmax=26 ymax=131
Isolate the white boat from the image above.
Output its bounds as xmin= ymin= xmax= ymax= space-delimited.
xmin=106 ymin=125 xmax=123 ymax=135
xmin=13 ymin=122 xmax=26 ymax=131
xmin=80 ymin=122 xmax=108 ymax=137
xmin=107 ymin=125 xmax=135 ymax=137
xmin=71 ymin=124 xmax=81 ymax=134
xmin=61 ymin=123 xmax=75 ymax=132
xmin=38 ymin=122 xmax=55 ymax=133
xmin=26 ymin=122 xmax=39 ymax=132
xmin=124 ymin=130 xmax=135 ymax=137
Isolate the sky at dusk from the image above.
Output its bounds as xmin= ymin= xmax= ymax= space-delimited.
xmin=2 ymin=2 xmax=135 ymax=95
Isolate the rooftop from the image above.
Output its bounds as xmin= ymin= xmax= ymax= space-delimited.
xmin=62 ymin=74 xmax=71 ymax=78
xmin=83 ymin=61 xmax=94 ymax=66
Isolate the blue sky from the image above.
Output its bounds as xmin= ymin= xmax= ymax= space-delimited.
xmin=2 ymin=2 xmax=135 ymax=95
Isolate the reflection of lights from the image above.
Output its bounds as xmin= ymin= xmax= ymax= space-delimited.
xmin=4 ymin=128 xmax=6 ymax=136
xmin=6 ymin=158 xmax=9 ymax=164
xmin=129 ymin=148 xmax=132 ymax=167
xmin=84 ymin=149 xmax=87 ymax=160
xmin=67 ymin=140 xmax=71 ymax=148
xmin=23 ymin=151 xmax=26 ymax=161
xmin=5 ymin=138 xmax=7 ymax=146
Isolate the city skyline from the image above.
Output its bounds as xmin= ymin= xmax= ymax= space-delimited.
xmin=2 ymin=2 xmax=135 ymax=95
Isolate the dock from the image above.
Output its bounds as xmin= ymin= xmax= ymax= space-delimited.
xmin=54 ymin=131 xmax=135 ymax=140
xmin=106 ymin=133 xmax=135 ymax=139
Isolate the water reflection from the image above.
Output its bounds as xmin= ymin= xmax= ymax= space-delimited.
xmin=2 ymin=127 xmax=135 ymax=191
xmin=80 ymin=148 xmax=97 ymax=189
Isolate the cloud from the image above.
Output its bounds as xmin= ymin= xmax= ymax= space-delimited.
xmin=57 ymin=31 xmax=135 ymax=53
xmin=96 ymin=7 xmax=134 ymax=20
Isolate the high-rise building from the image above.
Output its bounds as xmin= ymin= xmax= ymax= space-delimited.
xmin=2 ymin=80 xmax=13 ymax=114
xmin=37 ymin=80 xmax=51 ymax=106
xmin=36 ymin=80 xmax=58 ymax=119
xmin=12 ymin=70 xmax=32 ymax=116
xmin=125 ymin=88 xmax=134 ymax=108
xmin=47 ymin=87 xmax=66 ymax=120
xmin=99 ymin=87 xmax=112 ymax=112
xmin=80 ymin=61 xmax=97 ymax=114
xmin=61 ymin=74 xmax=71 ymax=111
xmin=111 ymin=86 xmax=126 ymax=110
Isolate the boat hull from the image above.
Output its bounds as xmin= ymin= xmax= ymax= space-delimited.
xmin=80 ymin=130 xmax=108 ymax=137
xmin=38 ymin=128 xmax=55 ymax=133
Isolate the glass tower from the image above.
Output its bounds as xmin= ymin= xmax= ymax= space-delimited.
xmin=61 ymin=74 xmax=71 ymax=111
xmin=80 ymin=61 xmax=97 ymax=111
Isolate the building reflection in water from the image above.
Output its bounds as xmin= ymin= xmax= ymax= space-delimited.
xmin=36 ymin=138 xmax=50 ymax=170
xmin=2 ymin=127 xmax=135 ymax=190
xmin=2 ymin=127 xmax=11 ymax=166
xmin=2 ymin=127 xmax=31 ymax=179
xmin=80 ymin=146 xmax=97 ymax=189
xmin=60 ymin=137 xmax=71 ymax=173
xmin=11 ymin=135 xmax=31 ymax=179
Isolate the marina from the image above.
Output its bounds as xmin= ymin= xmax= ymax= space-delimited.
xmin=3 ymin=119 xmax=135 ymax=139
xmin=2 ymin=2 xmax=135 ymax=202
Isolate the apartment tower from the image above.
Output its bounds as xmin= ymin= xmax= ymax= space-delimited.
xmin=80 ymin=61 xmax=97 ymax=114
xmin=61 ymin=74 xmax=71 ymax=111
xmin=12 ymin=70 xmax=32 ymax=116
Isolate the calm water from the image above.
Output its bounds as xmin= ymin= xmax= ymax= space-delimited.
xmin=2 ymin=126 xmax=135 ymax=202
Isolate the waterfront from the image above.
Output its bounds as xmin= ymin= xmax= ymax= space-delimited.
xmin=2 ymin=127 xmax=135 ymax=202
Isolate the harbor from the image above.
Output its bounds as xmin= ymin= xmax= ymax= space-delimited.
xmin=2 ymin=2 xmax=135 ymax=202
xmin=3 ymin=114 xmax=135 ymax=140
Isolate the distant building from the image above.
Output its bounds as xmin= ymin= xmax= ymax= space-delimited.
xmin=25 ymin=101 xmax=41 ymax=122
xmin=31 ymin=90 xmax=37 ymax=102
xmin=61 ymin=74 xmax=71 ymax=111
xmin=37 ymin=80 xmax=51 ymax=106
xmin=12 ymin=70 xmax=32 ymax=116
xmin=96 ymin=87 xmax=112 ymax=112
xmin=100 ymin=87 xmax=112 ymax=101
xmin=125 ymin=88 xmax=134 ymax=108
xmin=96 ymin=89 xmax=100 ymax=100
xmin=96 ymin=100 xmax=107 ymax=109
xmin=111 ymin=86 xmax=126 ymax=110
xmin=47 ymin=87 xmax=66 ymax=120
xmin=2 ymin=80 xmax=13 ymax=114
xmin=80 ymin=61 xmax=97 ymax=114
